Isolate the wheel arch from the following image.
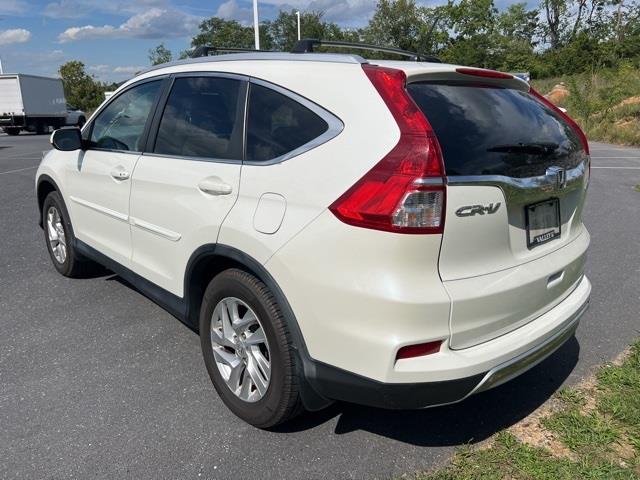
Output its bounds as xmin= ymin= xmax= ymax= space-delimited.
xmin=183 ymin=243 xmax=332 ymax=410
xmin=36 ymin=174 xmax=61 ymax=228
xmin=184 ymin=245 xmax=299 ymax=337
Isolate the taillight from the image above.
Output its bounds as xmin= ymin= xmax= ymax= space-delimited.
xmin=529 ymin=87 xmax=590 ymax=155
xmin=329 ymin=64 xmax=446 ymax=234
xmin=456 ymin=67 xmax=513 ymax=79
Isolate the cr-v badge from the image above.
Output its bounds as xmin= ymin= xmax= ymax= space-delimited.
xmin=455 ymin=203 xmax=501 ymax=217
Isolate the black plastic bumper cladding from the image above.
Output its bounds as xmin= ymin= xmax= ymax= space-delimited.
xmin=302 ymin=360 xmax=485 ymax=410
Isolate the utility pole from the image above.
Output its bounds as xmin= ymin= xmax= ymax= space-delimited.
xmin=0 ymin=57 xmax=4 ymax=74
xmin=296 ymin=11 xmax=301 ymax=40
xmin=253 ymin=0 xmax=260 ymax=50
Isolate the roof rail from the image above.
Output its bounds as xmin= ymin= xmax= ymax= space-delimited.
xmin=191 ymin=45 xmax=273 ymax=58
xmin=291 ymin=39 xmax=441 ymax=63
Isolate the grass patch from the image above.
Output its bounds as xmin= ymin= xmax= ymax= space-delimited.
xmin=634 ymin=185 xmax=640 ymax=192
xmin=555 ymin=386 xmax=586 ymax=408
xmin=413 ymin=340 xmax=640 ymax=479
xmin=597 ymin=344 xmax=640 ymax=454
xmin=542 ymin=408 xmax=619 ymax=456
xmin=416 ymin=432 xmax=579 ymax=480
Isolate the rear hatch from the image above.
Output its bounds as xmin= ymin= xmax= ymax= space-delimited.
xmin=406 ymin=72 xmax=590 ymax=349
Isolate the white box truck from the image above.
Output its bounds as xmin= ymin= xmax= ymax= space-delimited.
xmin=0 ymin=74 xmax=67 ymax=135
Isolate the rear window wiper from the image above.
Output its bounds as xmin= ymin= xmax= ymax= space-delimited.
xmin=487 ymin=142 xmax=560 ymax=155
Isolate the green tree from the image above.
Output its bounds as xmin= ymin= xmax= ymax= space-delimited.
xmin=493 ymin=3 xmax=539 ymax=70
xmin=264 ymin=10 xmax=347 ymax=52
xmin=440 ymin=0 xmax=499 ymax=67
xmin=364 ymin=0 xmax=425 ymax=52
xmin=148 ymin=43 xmax=173 ymax=65
xmin=58 ymin=61 xmax=104 ymax=112
xmin=191 ymin=18 xmax=257 ymax=49
xmin=541 ymin=0 xmax=569 ymax=49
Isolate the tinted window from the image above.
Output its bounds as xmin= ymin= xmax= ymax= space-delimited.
xmin=154 ymin=77 xmax=244 ymax=160
xmin=407 ymin=82 xmax=584 ymax=178
xmin=246 ymin=84 xmax=329 ymax=162
xmin=90 ymin=81 xmax=161 ymax=151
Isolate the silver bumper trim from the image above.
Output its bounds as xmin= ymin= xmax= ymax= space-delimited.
xmin=467 ymin=297 xmax=589 ymax=397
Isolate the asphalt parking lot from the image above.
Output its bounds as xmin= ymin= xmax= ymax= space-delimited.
xmin=1 ymin=132 xmax=639 ymax=480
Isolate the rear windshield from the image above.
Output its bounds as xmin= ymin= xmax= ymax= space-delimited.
xmin=407 ymin=82 xmax=585 ymax=178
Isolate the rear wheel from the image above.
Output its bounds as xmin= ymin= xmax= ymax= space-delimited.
xmin=42 ymin=191 xmax=94 ymax=277
xmin=199 ymin=269 xmax=303 ymax=428
xmin=5 ymin=127 xmax=20 ymax=135
xmin=77 ymin=116 xmax=86 ymax=128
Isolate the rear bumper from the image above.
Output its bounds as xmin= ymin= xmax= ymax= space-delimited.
xmin=302 ymin=275 xmax=590 ymax=409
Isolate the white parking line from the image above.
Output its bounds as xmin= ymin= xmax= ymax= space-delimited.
xmin=591 ymin=156 xmax=640 ymax=159
xmin=0 ymin=165 xmax=38 ymax=175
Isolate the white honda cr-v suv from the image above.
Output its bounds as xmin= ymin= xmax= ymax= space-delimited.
xmin=36 ymin=40 xmax=591 ymax=427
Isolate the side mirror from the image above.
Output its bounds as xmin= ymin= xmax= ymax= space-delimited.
xmin=51 ymin=128 xmax=83 ymax=151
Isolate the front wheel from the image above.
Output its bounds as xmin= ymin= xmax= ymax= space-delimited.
xmin=42 ymin=191 xmax=95 ymax=277
xmin=199 ymin=269 xmax=303 ymax=428
xmin=4 ymin=127 xmax=20 ymax=135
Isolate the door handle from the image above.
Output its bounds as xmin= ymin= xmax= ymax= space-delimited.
xmin=110 ymin=168 xmax=130 ymax=181
xmin=198 ymin=178 xmax=233 ymax=196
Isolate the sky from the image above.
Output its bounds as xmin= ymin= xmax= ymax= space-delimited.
xmin=0 ymin=0 xmax=521 ymax=82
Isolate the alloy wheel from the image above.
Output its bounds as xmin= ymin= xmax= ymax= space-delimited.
xmin=210 ymin=297 xmax=271 ymax=402
xmin=46 ymin=206 xmax=67 ymax=264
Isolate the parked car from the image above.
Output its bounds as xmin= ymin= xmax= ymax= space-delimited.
xmin=36 ymin=42 xmax=591 ymax=428
xmin=65 ymin=104 xmax=86 ymax=128
xmin=0 ymin=74 xmax=67 ymax=135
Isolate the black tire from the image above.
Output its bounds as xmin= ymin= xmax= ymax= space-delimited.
xmin=35 ymin=121 xmax=46 ymax=135
xmin=5 ymin=127 xmax=20 ymax=135
xmin=42 ymin=191 xmax=94 ymax=277
xmin=199 ymin=269 xmax=303 ymax=428
xmin=77 ymin=117 xmax=86 ymax=128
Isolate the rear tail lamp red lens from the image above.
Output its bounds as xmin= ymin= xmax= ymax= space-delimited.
xmin=329 ymin=64 xmax=446 ymax=234
xmin=396 ymin=341 xmax=442 ymax=360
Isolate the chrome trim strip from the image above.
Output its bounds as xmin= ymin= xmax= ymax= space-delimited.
xmin=446 ymin=158 xmax=589 ymax=203
xmin=130 ymin=217 xmax=181 ymax=242
xmin=69 ymin=196 xmax=128 ymax=222
xmin=469 ymin=297 xmax=588 ymax=396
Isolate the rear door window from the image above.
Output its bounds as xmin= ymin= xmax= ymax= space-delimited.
xmin=406 ymin=82 xmax=584 ymax=178
xmin=246 ymin=83 xmax=329 ymax=162
xmin=154 ymin=76 xmax=245 ymax=160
